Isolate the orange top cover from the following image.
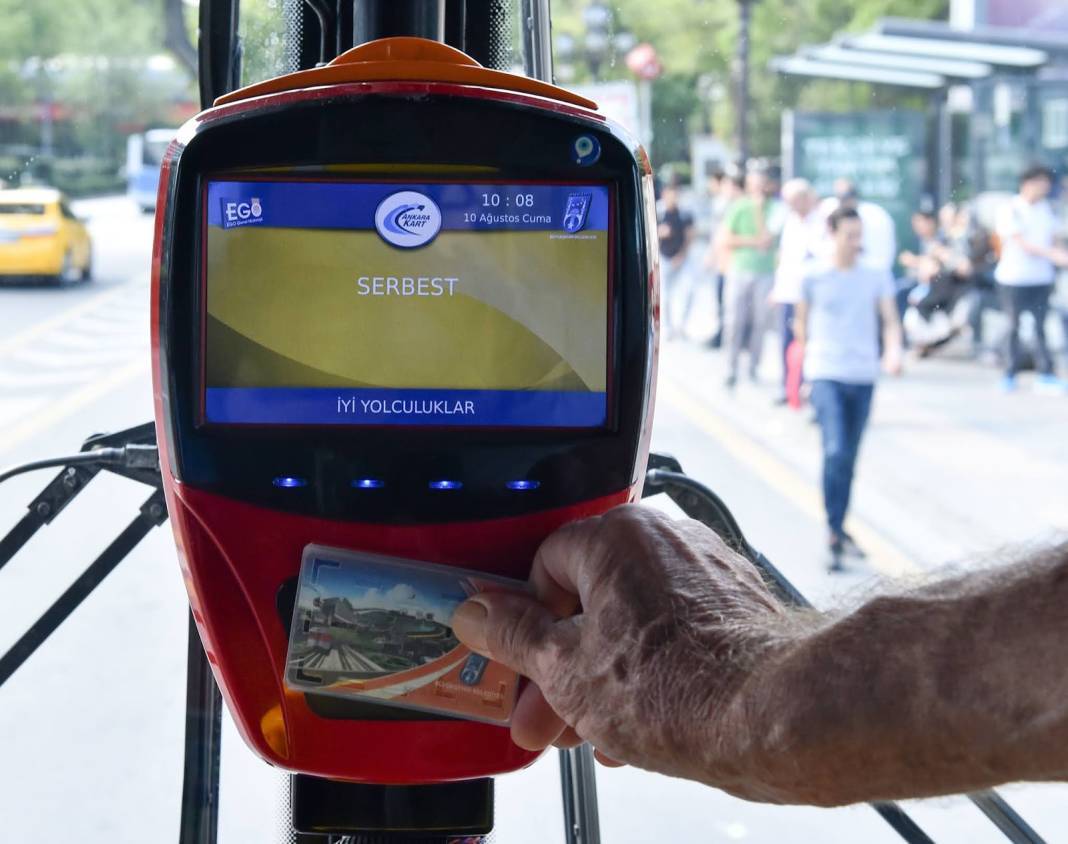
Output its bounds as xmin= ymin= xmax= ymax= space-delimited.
xmin=214 ymin=36 xmax=598 ymax=111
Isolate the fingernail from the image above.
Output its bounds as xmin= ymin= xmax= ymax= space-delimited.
xmin=452 ymin=598 xmax=490 ymax=654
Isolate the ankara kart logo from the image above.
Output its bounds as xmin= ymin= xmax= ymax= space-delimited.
xmin=374 ymin=190 xmax=442 ymax=248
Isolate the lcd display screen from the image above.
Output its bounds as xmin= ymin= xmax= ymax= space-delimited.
xmin=202 ymin=180 xmax=611 ymax=427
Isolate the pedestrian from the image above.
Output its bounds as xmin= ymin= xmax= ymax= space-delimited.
xmin=994 ymin=165 xmax=1068 ymax=394
xmin=720 ymin=168 xmax=776 ymax=387
xmin=907 ymin=203 xmax=998 ymax=359
xmin=657 ymin=183 xmax=695 ymax=340
xmin=769 ymin=178 xmax=822 ymax=405
xmin=818 ymin=179 xmax=897 ymax=273
xmin=794 ymin=206 xmax=903 ymax=571
xmin=962 ymin=229 xmax=1001 ymax=359
xmin=705 ymin=172 xmax=743 ymax=348
xmin=897 ymin=206 xmax=943 ymax=321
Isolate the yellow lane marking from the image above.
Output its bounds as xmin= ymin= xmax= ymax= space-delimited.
xmin=658 ymin=378 xmax=919 ymax=578
xmin=0 ymin=358 xmax=147 ymax=459
xmin=0 ymin=283 xmax=135 ymax=358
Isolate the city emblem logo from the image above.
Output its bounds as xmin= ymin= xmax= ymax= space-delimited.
xmin=562 ymin=192 xmax=592 ymax=233
xmin=220 ymin=196 xmax=264 ymax=229
xmin=374 ymin=190 xmax=442 ymax=248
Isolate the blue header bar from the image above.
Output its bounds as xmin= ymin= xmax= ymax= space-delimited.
xmin=206 ymin=180 xmax=609 ymax=234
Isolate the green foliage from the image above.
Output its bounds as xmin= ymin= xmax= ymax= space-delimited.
xmin=650 ymin=75 xmax=702 ymax=165
xmin=239 ymin=0 xmax=293 ymax=87
xmin=0 ymin=0 xmax=195 ymax=182
xmin=0 ymin=0 xmax=161 ymax=62
xmin=552 ymin=0 xmax=949 ymax=163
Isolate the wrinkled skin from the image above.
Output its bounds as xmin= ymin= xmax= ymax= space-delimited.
xmin=455 ymin=509 xmax=1068 ymax=806
xmin=451 ymin=505 xmax=801 ymax=801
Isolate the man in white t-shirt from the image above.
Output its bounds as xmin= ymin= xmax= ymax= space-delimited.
xmin=770 ymin=179 xmax=822 ymax=402
xmin=817 ymin=179 xmax=897 ymax=273
xmin=994 ymin=166 xmax=1068 ymax=394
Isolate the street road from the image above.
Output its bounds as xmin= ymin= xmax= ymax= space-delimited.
xmin=0 ymin=196 xmax=1065 ymax=841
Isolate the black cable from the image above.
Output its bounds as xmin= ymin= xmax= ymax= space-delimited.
xmin=646 ymin=466 xmax=1048 ymax=844
xmin=0 ymin=444 xmax=158 ymax=487
xmin=0 ymin=449 xmax=123 ymax=486
xmin=646 ymin=469 xmax=810 ymax=607
xmin=645 ymin=467 xmax=935 ymax=843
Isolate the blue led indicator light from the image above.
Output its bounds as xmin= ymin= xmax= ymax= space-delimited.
xmin=428 ymin=479 xmax=463 ymax=490
xmin=273 ymin=476 xmax=307 ymax=489
xmin=352 ymin=478 xmax=385 ymax=489
xmin=506 ymin=480 xmax=540 ymax=491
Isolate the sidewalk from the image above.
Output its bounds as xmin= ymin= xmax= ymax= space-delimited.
xmin=658 ymin=332 xmax=1068 ymax=579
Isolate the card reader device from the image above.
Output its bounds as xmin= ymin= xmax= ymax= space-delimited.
xmin=151 ymin=37 xmax=659 ymax=788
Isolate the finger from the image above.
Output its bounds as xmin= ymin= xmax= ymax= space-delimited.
xmin=451 ymin=592 xmax=576 ymax=686
xmin=593 ymin=748 xmax=626 ymax=768
xmin=529 ymin=560 xmax=582 ymax=619
xmin=529 ymin=518 xmax=598 ymax=616
xmin=510 ymin=682 xmax=567 ymax=751
xmin=552 ymin=726 xmax=584 ymax=749
xmin=532 ymin=504 xmax=647 ymax=609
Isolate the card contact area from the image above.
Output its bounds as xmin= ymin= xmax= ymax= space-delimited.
xmin=285 ymin=545 xmax=526 ymax=724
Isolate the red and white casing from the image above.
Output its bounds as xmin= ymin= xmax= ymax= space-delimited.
xmin=151 ymin=38 xmax=659 ymax=784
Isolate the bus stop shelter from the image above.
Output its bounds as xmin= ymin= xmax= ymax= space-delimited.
xmin=772 ymin=17 xmax=1068 ymax=201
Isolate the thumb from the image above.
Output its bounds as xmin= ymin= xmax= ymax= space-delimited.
xmin=451 ymin=592 xmax=571 ymax=686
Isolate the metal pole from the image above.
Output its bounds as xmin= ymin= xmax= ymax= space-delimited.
xmin=935 ymin=89 xmax=952 ymax=206
xmin=178 ymin=613 xmax=224 ymax=844
xmin=354 ymin=1 xmax=446 ymax=46
xmin=522 ymin=0 xmax=554 ymax=83
xmin=0 ymin=491 xmax=168 ymax=688
xmin=735 ymin=0 xmax=753 ymax=164
xmin=558 ymin=745 xmax=601 ymax=844
xmin=638 ymin=78 xmax=653 ymax=151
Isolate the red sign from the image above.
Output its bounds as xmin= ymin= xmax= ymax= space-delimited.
xmin=626 ymin=43 xmax=662 ymax=81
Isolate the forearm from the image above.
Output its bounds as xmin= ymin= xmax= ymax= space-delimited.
xmin=882 ymin=322 xmax=903 ymax=362
xmin=743 ymin=542 xmax=1068 ymax=805
xmin=727 ymin=233 xmax=764 ymax=249
xmin=1018 ymin=238 xmax=1057 ymax=261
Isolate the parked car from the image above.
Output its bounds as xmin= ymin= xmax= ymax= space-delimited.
xmin=0 ymin=188 xmax=92 ymax=283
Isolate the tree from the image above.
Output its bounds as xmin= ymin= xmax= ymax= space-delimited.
xmin=0 ymin=0 xmax=196 ymax=188
xmin=163 ymin=0 xmax=197 ymax=79
xmin=551 ymin=0 xmax=949 ymax=164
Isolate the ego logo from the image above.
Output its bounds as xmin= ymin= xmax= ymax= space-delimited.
xmin=221 ymin=197 xmax=264 ymax=229
xmin=374 ymin=190 xmax=442 ymax=248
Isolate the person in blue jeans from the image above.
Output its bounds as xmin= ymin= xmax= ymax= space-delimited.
xmin=795 ymin=206 xmax=903 ymax=571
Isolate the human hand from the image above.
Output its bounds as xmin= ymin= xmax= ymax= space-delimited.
xmin=451 ymin=506 xmax=804 ymax=800
xmin=883 ymin=347 xmax=904 ymax=376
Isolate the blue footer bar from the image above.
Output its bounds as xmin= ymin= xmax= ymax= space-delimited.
xmin=205 ymin=387 xmax=607 ymax=428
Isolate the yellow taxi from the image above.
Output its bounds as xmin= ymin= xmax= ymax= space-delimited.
xmin=0 ymin=188 xmax=92 ymax=283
